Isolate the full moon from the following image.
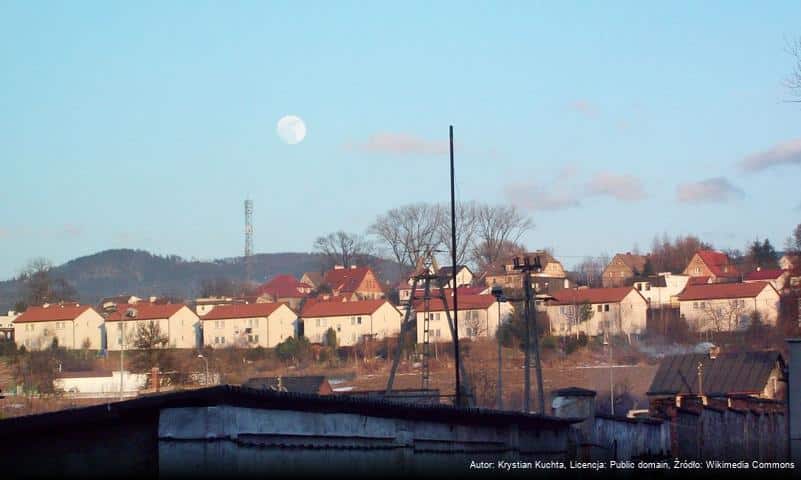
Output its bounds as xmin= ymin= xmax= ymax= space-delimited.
xmin=276 ymin=115 xmax=307 ymax=144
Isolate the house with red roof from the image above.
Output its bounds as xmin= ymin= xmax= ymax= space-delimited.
xmin=322 ymin=265 xmax=384 ymax=301
xmin=682 ymin=250 xmax=739 ymax=281
xmin=413 ymin=294 xmax=513 ymax=344
xmin=544 ymin=287 xmax=648 ymax=338
xmin=105 ymin=303 xmax=199 ymax=350
xmin=254 ymin=275 xmax=313 ymax=310
xmin=743 ymin=268 xmax=790 ymax=292
xmin=676 ymin=281 xmax=780 ymax=332
xmin=201 ymin=303 xmax=297 ymax=348
xmin=300 ymin=299 xmax=401 ymax=347
xmin=13 ymin=303 xmax=105 ymax=351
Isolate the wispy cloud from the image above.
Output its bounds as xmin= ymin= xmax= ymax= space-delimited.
xmin=505 ymin=167 xmax=646 ymax=211
xmin=676 ymin=177 xmax=744 ymax=204
xmin=344 ymin=132 xmax=450 ymax=155
xmin=740 ymin=138 xmax=801 ymax=172
xmin=568 ymin=100 xmax=599 ymax=118
xmin=504 ymin=183 xmax=581 ymax=211
xmin=585 ymin=172 xmax=647 ymax=202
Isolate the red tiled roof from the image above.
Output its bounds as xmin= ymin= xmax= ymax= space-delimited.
xmin=549 ymin=287 xmax=636 ymax=306
xmin=255 ymin=274 xmax=311 ymax=299
xmin=677 ymin=282 xmax=773 ymax=301
xmin=301 ymin=299 xmax=391 ymax=318
xmin=202 ymin=302 xmax=289 ymax=320
xmin=323 ymin=267 xmax=372 ymax=294
xmin=744 ymin=269 xmax=786 ymax=281
xmin=105 ymin=303 xmax=186 ymax=321
xmin=14 ymin=304 xmax=94 ymax=323
xmin=688 ymin=276 xmax=712 ymax=286
xmin=414 ymin=294 xmax=496 ymax=312
xmin=696 ymin=250 xmax=738 ymax=277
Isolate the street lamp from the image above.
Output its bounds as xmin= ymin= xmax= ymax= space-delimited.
xmin=198 ymin=354 xmax=210 ymax=386
xmin=103 ymin=304 xmax=137 ymax=401
xmin=491 ymin=284 xmax=505 ymax=410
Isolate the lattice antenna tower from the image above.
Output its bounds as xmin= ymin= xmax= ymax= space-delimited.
xmin=244 ymin=199 xmax=254 ymax=283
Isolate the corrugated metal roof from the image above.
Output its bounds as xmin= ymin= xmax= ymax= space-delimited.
xmin=647 ymin=351 xmax=783 ymax=396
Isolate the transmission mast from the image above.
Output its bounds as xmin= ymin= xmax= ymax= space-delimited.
xmin=244 ymin=199 xmax=254 ymax=283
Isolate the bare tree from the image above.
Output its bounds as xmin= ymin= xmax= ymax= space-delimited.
xmin=471 ymin=205 xmax=533 ymax=273
xmin=437 ymin=201 xmax=479 ymax=267
xmin=130 ymin=321 xmax=171 ymax=373
xmin=368 ymin=203 xmax=445 ymax=274
xmin=313 ymin=231 xmax=374 ymax=269
xmin=17 ymin=258 xmax=78 ymax=308
xmin=575 ymin=256 xmax=605 ymax=287
xmin=788 ymin=37 xmax=801 ymax=102
xmin=699 ymin=299 xmax=747 ymax=333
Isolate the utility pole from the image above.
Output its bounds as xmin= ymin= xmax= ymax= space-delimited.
xmin=492 ymin=285 xmax=504 ymax=410
xmin=449 ymin=125 xmax=461 ymax=407
xmin=513 ymin=255 xmax=545 ymax=414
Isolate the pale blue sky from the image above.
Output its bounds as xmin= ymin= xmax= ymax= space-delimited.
xmin=1 ymin=1 xmax=800 ymax=279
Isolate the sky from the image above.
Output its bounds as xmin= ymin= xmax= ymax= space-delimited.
xmin=1 ymin=1 xmax=800 ymax=280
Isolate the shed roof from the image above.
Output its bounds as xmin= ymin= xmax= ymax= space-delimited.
xmin=243 ymin=376 xmax=329 ymax=395
xmin=647 ymin=350 xmax=784 ymax=396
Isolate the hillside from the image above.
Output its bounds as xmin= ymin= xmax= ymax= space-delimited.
xmin=0 ymin=249 xmax=403 ymax=311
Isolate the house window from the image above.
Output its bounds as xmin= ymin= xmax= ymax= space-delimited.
xmin=604 ymin=304 xmax=610 ymax=312
xmin=351 ymin=317 xmax=356 ymax=325
xmin=645 ymin=284 xmax=651 ymax=291
xmin=316 ymin=319 xmax=321 ymax=327
xmin=693 ymin=302 xmax=699 ymax=309
xmin=435 ymin=329 xmax=441 ymax=337
xmin=357 ymin=316 xmax=362 ymax=325
xmin=597 ymin=305 xmax=602 ymax=312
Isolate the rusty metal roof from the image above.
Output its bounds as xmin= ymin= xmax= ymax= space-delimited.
xmin=647 ymin=350 xmax=784 ymax=397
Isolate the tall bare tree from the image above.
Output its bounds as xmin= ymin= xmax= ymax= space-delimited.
xmin=368 ymin=203 xmax=445 ymax=274
xmin=575 ymin=256 xmax=605 ymax=287
xmin=17 ymin=258 xmax=77 ymax=308
xmin=437 ymin=201 xmax=479 ymax=267
xmin=313 ymin=231 xmax=374 ymax=269
xmin=471 ymin=205 xmax=533 ymax=273
xmin=788 ymin=37 xmax=801 ymax=102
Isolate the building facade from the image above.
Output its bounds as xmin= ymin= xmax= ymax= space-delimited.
xmin=105 ymin=303 xmax=199 ymax=351
xmin=677 ymin=282 xmax=780 ymax=332
xmin=602 ymin=253 xmax=649 ymax=287
xmin=545 ymin=287 xmax=648 ymax=338
xmin=301 ymin=299 xmax=401 ymax=347
xmin=201 ymin=303 xmax=297 ymax=348
xmin=13 ymin=304 xmax=105 ymax=350
xmin=414 ymin=294 xmax=513 ymax=343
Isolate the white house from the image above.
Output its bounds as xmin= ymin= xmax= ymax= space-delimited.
xmin=438 ymin=265 xmax=474 ymax=288
xmin=300 ymin=299 xmax=402 ymax=347
xmin=677 ymin=282 xmax=780 ymax=332
xmin=105 ymin=303 xmax=199 ymax=351
xmin=13 ymin=304 xmax=105 ymax=350
xmin=545 ymin=287 xmax=648 ymax=338
xmin=632 ymin=272 xmax=690 ymax=308
xmin=414 ymin=294 xmax=513 ymax=343
xmin=201 ymin=302 xmax=297 ymax=348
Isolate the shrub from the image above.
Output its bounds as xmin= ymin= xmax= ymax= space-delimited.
xmin=540 ymin=335 xmax=557 ymax=350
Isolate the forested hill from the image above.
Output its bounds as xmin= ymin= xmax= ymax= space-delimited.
xmin=0 ymin=249 xmax=402 ymax=311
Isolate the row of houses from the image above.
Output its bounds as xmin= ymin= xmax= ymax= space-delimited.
xmin=7 ymin=292 xmax=516 ymax=351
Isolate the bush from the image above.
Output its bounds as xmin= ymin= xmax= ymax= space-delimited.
xmin=541 ymin=335 xmax=557 ymax=350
